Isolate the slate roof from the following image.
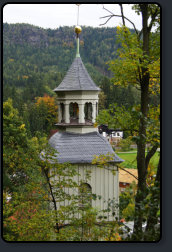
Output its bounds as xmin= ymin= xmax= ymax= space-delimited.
xmin=48 ymin=131 xmax=123 ymax=164
xmin=54 ymin=57 xmax=100 ymax=92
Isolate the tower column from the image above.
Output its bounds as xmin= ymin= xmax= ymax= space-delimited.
xmin=58 ymin=103 xmax=62 ymax=123
xmin=92 ymin=102 xmax=97 ymax=123
xmin=96 ymin=102 xmax=98 ymax=117
xmin=64 ymin=103 xmax=70 ymax=124
xmin=79 ymin=103 xmax=85 ymax=124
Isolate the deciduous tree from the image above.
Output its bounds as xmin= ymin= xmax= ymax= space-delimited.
xmin=100 ymin=3 xmax=160 ymax=240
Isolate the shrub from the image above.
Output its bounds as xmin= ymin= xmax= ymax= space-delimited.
xmin=118 ymin=137 xmax=132 ymax=151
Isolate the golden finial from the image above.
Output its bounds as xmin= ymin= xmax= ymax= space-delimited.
xmin=75 ymin=4 xmax=82 ymax=36
xmin=75 ymin=25 xmax=82 ymax=35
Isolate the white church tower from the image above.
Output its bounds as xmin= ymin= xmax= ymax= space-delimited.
xmin=54 ymin=25 xmax=100 ymax=134
xmin=48 ymin=23 xmax=123 ymax=220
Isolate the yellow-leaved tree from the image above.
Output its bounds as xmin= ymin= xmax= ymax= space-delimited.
xmin=29 ymin=94 xmax=58 ymax=136
xmin=100 ymin=4 xmax=160 ymax=240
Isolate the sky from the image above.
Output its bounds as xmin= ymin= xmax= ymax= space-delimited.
xmin=3 ymin=3 xmax=143 ymax=30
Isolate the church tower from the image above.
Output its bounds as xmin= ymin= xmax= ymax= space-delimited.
xmin=48 ymin=13 xmax=123 ymax=221
xmin=54 ymin=25 xmax=100 ymax=134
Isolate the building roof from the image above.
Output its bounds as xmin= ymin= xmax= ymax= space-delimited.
xmin=48 ymin=131 xmax=123 ymax=164
xmin=53 ymin=57 xmax=100 ymax=92
xmin=119 ymin=168 xmax=138 ymax=184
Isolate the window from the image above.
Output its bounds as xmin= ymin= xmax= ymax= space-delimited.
xmin=79 ymin=183 xmax=92 ymax=209
xmin=69 ymin=102 xmax=79 ymax=122
xmin=84 ymin=103 xmax=92 ymax=121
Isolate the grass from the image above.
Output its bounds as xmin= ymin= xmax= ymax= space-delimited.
xmin=116 ymin=150 xmax=160 ymax=169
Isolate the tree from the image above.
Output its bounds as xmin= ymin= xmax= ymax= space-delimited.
xmin=99 ymin=76 xmax=140 ymax=109
xmin=26 ymin=94 xmax=58 ymax=136
xmin=3 ymin=99 xmax=121 ymax=241
xmin=3 ymin=99 xmax=53 ymax=241
xmin=3 ymin=98 xmax=29 ymax=193
xmin=100 ymin=4 xmax=160 ymax=240
xmin=119 ymin=182 xmax=137 ymax=222
xmin=35 ymin=94 xmax=58 ymax=133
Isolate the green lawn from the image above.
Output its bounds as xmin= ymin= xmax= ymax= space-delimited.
xmin=116 ymin=151 xmax=160 ymax=169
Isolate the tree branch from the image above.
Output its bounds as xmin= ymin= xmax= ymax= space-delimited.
xmin=148 ymin=9 xmax=159 ymax=32
xmin=119 ymin=167 xmax=138 ymax=181
xmin=101 ymin=4 xmax=114 ymax=16
xmin=138 ymin=29 xmax=143 ymax=40
xmin=42 ymin=167 xmax=60 ymax=233
xmin=100 ymin=5 xmax=139 ymax=35
xmin=118 ymin=164 xmax=149 ymax=188
xmin=119 ymin=4 xmax=125 ymax=26
xmin=100 ymin=15 xmax=113 ymax=26
xmin=145 ymin=144 xmax=159 ymax=171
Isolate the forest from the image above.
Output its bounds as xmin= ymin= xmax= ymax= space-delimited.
xmin=3 ymin=3 xmax=160 ymax=242
xmin=3 ymin=22 xmax=142 ymax=135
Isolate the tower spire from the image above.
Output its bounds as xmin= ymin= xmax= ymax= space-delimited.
xmin=75 ymin=4 xmax=82 ymax=58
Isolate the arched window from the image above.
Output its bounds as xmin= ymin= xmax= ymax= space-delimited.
xmin=69 ymin=102 xmax=79 ymax=123
xmin=84 ymin=103 xmax=92 ymax=122
xmin=79 ymin=183 xmax=92 ymax=209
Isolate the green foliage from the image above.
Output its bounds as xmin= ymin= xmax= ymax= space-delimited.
xmin=99 ymin=77 xmax=140 ymax=109
xmin=3 ymin=98 xmax=30 ymax=192
xmin=3 ymin=99 xmax=54 ymax=241
xmin=122 ymin=202 xmax=135 ymax=221
xmin=3 ymin=192 xmax=54 ymax=241
xmin=102 ymin=4 xmax=160 ymax=238
xmin=3 ymin=23 xmax=117 ymax=89
xmin=3 ymin=100 xmax=120 ymax=241
xmin=109 ymin=25 xmax=160 ymax=91
xmin=32 ymin=95 xmax=58 ymax=136
xmin=119 ymin=182 xmax=137 ymax=221
xmin=3 ymin=7 xmax=160 ymax=240
xmin=118 ymin=137 xmax=132 ymax=151
xmin=15 ymin=95 xmax=58 ymax=137
xmin=96 ymin=104 xmax=139 ymax=138
xmin=92 ymin=153 xmax=115 ymax=168
xmin=96 ymin=103 xmax=160 ymax=147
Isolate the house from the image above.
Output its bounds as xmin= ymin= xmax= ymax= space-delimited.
xmin=119 ymin=168 xmax=138 ymax=193
xmin=111 ymin=131 xmax=123 ymax=141
xmin=48 ymin=25 xmax=123 ymax=221
xmin=98 ymin=124 xmax=123 ymax=144
xmin=103 ymin=131 xmax=123 ymax=145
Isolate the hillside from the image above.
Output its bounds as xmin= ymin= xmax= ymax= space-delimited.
xmin=3 ymin=23 xmax=140 ymax=110
xmin=3 ymin=23 xmax=119 ymax=82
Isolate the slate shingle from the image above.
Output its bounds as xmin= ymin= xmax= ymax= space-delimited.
xmin=53 ymin=57 xmax=100 ymax=92
xmin=48 ymin=131 xmax=124 ymax=164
